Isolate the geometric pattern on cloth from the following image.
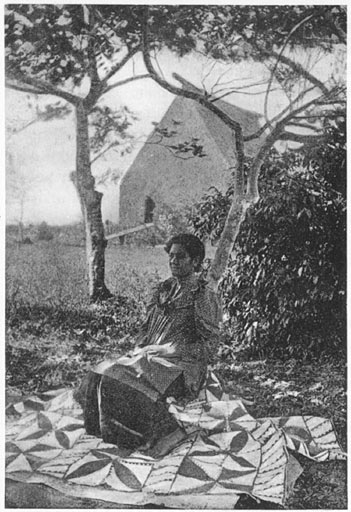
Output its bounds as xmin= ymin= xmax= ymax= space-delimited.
xmin=6 ymin=373 xmax=346 ymax=509
xmin=268 ymin=415 xmax=347 ymax=461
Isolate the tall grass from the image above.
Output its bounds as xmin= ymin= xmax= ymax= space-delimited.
xmin=6 ymin=241 xmax=169 ymax=306
xmin=6 ymin=240 xmax=168 ymax=392
xmin=6 ymin=242 xmax=88 ymax=307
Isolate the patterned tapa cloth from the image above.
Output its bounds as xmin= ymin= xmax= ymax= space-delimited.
xmin=6 ymin=372 xmax=346 ymax=509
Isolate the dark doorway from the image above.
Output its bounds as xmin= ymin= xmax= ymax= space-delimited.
xmin=144 ymin=196 xmax=155 ymax=223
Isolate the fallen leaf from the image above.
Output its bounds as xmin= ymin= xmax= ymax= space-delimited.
xmin=273 ymin=380 xmax=292 ymax=390
xmin=261 ymin=378 xmax=276 ymax=387
xmin=273 ymin=392 xmax=285 ymax=400
xmin=310 ymin=398 xmax=323 ymax=405
xmin=309 ymin=383 xmax=324 ymax=392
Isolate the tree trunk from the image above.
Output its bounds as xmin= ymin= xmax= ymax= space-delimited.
xmin=75 ymin=101 xmax=112 ymax=302
xmin=209 ymin=135 xmax=269 ymax=291
xmin=209 ymin=191 xmax=249 ymax=289
xmin=209 ymin=129 xmax=249 ymax=290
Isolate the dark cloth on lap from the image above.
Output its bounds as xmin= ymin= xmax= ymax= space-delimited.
xmin=99 ymin=375 xmax=183 ymax=449
xmin=77 ymin=370 xmax=185 ymax=449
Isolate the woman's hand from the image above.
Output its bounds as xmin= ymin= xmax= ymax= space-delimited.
xmin=137 ymin=343 xmax=176 ymax=357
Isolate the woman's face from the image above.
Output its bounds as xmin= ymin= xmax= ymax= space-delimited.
xmin=168 ymin=243 xmax=197 ymax=278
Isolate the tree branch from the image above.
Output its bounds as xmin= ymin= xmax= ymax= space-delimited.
xmin=246 ymin=83 xmax=344 ymax=142
xmin=295 ymin=111 xmax=345 ymax=121
xmin=244 ymin=86 xmax=316 ymax=141
xmin=92 ymin=6 xmax=142 ymax=85
xmin=275 ymin=94 xmax=326 ymax=131
xmin=141 ymin=7 xmax=244 ymax=162
xmin=245 ymin=92 xmax=327 ymax=202
xmin=285 ymin=121 xmax=321 ymax=130
xmin=238 ymin=25 xmax=330 ymax=96
xmin=102 ymin=74 xmax=150 ymax=95
xmin=315 ymin=98 xmax=346 ymax=106
xmin=84 ymin=5 xmax=103 ymax=109
xmin=101 ymin=45 xmax=141 ymax=86
xmin=213 ymin=87 xmax=279 ymax=102
xmin=90 ymin=141 xmax=120 ymax=165
xmin=278 ymin=130 xmax=325 ymax=144
xmin=9 ymin=118 xmax=40 ymax=134
xmin=263 ymin=13 xmax=316 ymax=123
xmin=246 ymin=133 xmax=278 ymax=203
xmin=212 ymin=78 xmax=269 ymax=96
xmin=269 ymin=51 xmax=330 ymax=95
xmin=5 ymin=79 xmax=45 ymax=96
xmin=86 ymin=7 xmax=100 ymax=85
xmin=6 ymin=74 xmax=80 ymax=105
xmin=143 ymin=53 xmax=245 ymax=156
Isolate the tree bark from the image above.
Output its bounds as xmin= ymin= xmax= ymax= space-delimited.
xmin=209 ymin=192 xmax=249 ymax=288
xmin=75 ymin=101 xmax=112 ymax=302
xmin=208 ymin=128 xmax=249 ymax=289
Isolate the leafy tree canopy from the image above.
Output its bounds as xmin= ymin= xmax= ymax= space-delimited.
xmin=6 ymin=4 xmax=346 ymax=85
xmin=188 ymin=5 xmax=346 ymax=59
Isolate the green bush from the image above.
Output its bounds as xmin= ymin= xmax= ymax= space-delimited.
xmin=191 ymin=136 xmax=346 ymax=360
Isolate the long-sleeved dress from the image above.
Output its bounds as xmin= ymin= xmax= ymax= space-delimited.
xmin=77 ymin=274 xmax=221 ymax=450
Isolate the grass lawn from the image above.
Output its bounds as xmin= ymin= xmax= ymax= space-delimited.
xmin=5 ymin=239 xmax=347 ymax=509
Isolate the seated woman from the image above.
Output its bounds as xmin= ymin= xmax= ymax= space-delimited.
xmin=77 ymin=234 xmax=222 ymax=453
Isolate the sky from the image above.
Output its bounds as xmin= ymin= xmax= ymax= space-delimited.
xmin=5 ymin=58 xmax=174 ymax=225
xmin=5 ymin=36 xmax=345 ymax=226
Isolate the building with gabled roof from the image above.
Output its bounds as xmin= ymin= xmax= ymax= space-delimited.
xmin=118 ymin=93 xmax=263 ymax=231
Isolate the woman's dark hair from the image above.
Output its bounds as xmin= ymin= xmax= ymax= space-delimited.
xmin=164 ymin=233 xmax=205 ymax=271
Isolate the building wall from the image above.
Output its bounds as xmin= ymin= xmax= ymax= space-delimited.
xmin=118 ymin=95 xmax=261 ymax=230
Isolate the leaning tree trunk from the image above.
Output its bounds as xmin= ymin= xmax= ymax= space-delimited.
xmin=208 ymin=188 xmax=249 ymax=289
xmin=75 ymin=101 xmax=112 ymax=302
xmin=208 ymin=126 xmax=249 ymax=290
xmin=209 ymin=135 xmax=273 ymax=291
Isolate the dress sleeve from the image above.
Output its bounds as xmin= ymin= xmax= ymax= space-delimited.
xmin=194 ymin=285 xmax=222 ymax=359
xmin=134 ymin=285 xmax=160 ymax=347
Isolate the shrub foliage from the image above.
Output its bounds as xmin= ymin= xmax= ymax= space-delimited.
xmin=192 ymin=122 xmax=346 ymax=359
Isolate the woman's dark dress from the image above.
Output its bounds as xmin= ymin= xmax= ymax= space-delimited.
xmin=77 ymin=275 xmax=221 ymax=450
